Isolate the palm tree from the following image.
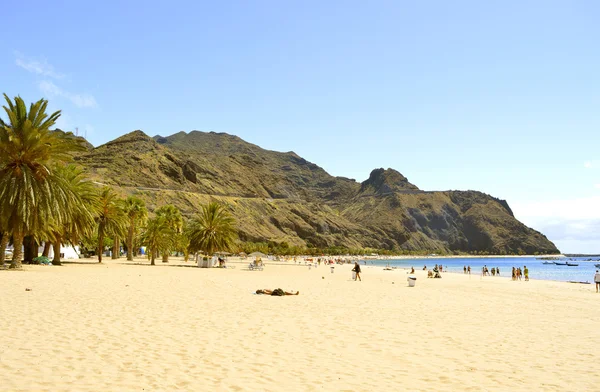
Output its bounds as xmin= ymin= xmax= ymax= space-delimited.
xmin=155 ymin=204 xmax=183 ymax=262
xmin=95 ymin=187 xmax=127 ymax=263
xmin=123 ymin=196 xmax=147 ymax=261
xmin=141 ymin=216 xmax=173 ymax=265
xmin=187 ymin=202 xmax=237 ymax=258
xmin=176 ymin=220 xmax=191 ymax=262
xmin=47 ymin=164 xmax=97 ymax=265
xmin=0 ymin=94 xmax=85 ymax=269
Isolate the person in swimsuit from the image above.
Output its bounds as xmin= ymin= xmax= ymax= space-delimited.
xmin=595 ymin=270 xmax=600 ymax=293
xmin=352 ymin=261 xmax=362 ymax=281
xmin=256 ymin=289 xmax=299 ymax=295
xmin=524 ymin=266 xmax=529 ymax=281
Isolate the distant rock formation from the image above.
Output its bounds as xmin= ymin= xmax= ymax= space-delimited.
xmin=359 ymin=168 xmax=420 ymax=195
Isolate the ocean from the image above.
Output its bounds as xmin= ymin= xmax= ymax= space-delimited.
xmin=361 ymin=256 xmax=600 ymax=283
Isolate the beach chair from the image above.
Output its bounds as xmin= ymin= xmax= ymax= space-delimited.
xmin=248 ymin=257 xmax=264 ymax=271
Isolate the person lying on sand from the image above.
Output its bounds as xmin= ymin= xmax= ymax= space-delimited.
xmin=256 ymin=289 xmax=299 ymax=296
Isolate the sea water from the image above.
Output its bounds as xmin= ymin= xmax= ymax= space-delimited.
xmin=363 ymin=257 xmax=600 ymax=283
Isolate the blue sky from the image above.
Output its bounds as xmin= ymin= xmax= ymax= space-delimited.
xmin=2 ymin=1 xmax=599 ymax=252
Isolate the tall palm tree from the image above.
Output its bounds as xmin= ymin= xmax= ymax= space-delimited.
xmin=141 ymin=216 xmax=173 ymax=265
xmin=155 ymin=204 xmax=183 ymax=262
xmin=0 ymin=94 xmax=84 ymax=269
xmin=47 ymin=164 xmax=98 ymax=265
xmin=95 ymin=187 xmax=127 ymax=263
xmin=123 ymin=196 xmax=147 ymax=261
xmin=187 ymin=202 xmax=237 ymax=257
xmin=176 ymin=219 xmax=191 ymax=262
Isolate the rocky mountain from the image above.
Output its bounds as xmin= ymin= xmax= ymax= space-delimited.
xmin=74 ymin=130 xmax=559 ymax=254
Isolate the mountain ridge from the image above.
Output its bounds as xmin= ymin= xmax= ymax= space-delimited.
xmin=73 ymin=130 xmax=559 ymax=254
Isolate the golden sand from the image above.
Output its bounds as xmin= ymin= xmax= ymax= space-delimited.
xmin=1 ymin=258 xmax=599 ymax=391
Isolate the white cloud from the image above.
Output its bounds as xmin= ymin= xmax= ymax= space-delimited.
xmin=512 ymin=196 xmax=600 ymax=253
xmin=15 ymin=52 xmax=65 ymax=79
xmin=39 ymin=80 xmax=97 ymax=108
xmin=584 ymin=160 xmax=600 ymax=169
xmin=512 ymin=196 xmax=600 ymax=221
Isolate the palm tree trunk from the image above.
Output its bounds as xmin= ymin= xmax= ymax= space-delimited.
xmin=42 ymin=242 xmax=51 ymax=257
xmin=52 ymin=234 xmax=62 ymax=265
xmin=162 ymin=252 xmax=169 ymax=263
xmin=97 ymin=233 xmax=104 ymax=263
xmin=112 ymin=238 xmax=119 ymax=259
xmin=127 ymin=225 xmax=134 ymax=261
xmin=150 ymin=248 xmax=156 ymax=265
xmin=0 ymin=232 xmax=9 ymax=266
xmin=10 ymin=233 xmax=23 ymax=269
xmin=52 ymin=241 xmax=62 ymax=266
xmin=23 ymin=235 xmax=37 ymax=264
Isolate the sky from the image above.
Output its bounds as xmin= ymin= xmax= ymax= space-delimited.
xmin=2 ymin=0 xmax=599 ymax=253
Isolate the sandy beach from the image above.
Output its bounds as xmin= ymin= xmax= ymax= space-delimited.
xmin=2 ymin=257 xmax=599 ymax=391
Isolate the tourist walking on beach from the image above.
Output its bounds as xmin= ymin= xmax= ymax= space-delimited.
xmin=524 ymin=266 xmax=529 ymax=281
xmin=467 ymin=265 xmax=471 ymax=275
xmin=511 ymin=267 xmax=516 ymax=281
xmin=463 ymin=265 xmax=466 ymax=274
xmin=352 ymin=261 xmax=361 ymax=281
xmin=595 ymin=270 xmax=600 ymax=293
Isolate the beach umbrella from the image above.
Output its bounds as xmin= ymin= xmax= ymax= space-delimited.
xmin=248 ymin=251 xmax=266 ymax=257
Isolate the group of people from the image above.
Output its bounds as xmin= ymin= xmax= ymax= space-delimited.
xmin=426 ymin=264 xmax=442 ymax=278
xmin=511 ymin=266 xmax=529 ymax=281
xmin=423 ymin=264 xmax=447 ymax=272
xmin=480 ymin=265 xmax=500 ymax=276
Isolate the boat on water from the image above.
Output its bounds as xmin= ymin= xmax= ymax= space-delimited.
xmin=541 ymin=261 xmax=555 ymax=265
xmin=595 ymin=263 xmax=600 ymax=268
xmin=554 ymin=262 xmax=567 ymax=266
xmin=566 ymin=262 xmax=579 ymax=266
